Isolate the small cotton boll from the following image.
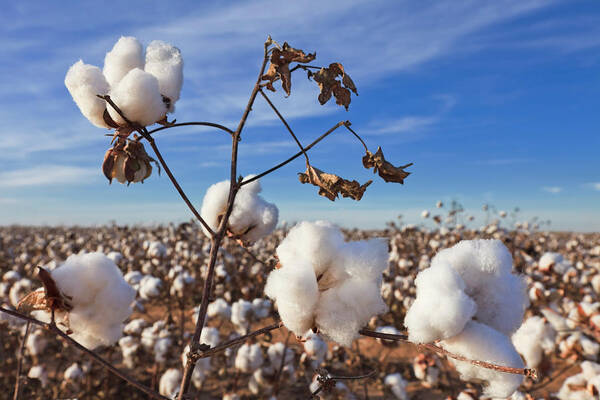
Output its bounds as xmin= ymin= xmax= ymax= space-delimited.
xmin=235 ymin=343 xmax=263 ymax=373
xmin=405 ymin=262 xmax=477 ymax=343
xmin=28 ymin=365 xmax=48 ymax=387
xmin=267 ymin=342 xmax=295 ymax=367
xmin=46 ymin=253 xmax=136 ymax=349
xmin=159 ymin=368 xmax=181 ymax=399
xmin=440 ymin=321 xmax=524 ymax=398
xmin=119 ymin=336 xmax=139 ymax=369
xmin=64 ymin=363 xmax=84 ymax=381
xmin=512 ymin=316 xmax=555 ymax=367
xmin=64 ymin=60 xmax=110 ymax=128
xmin=107 ymin=68 xmax=166 ymax=126
xmin=207 ymin=298 xmax=231 ymax=320
xmin=26 ymin=329 xmax=47 ymax=356
xmin=103 ymin=36 xmax=144 ymax=87
xmin=384 ymin=373 xmax=408 ymax=400
xmin=106 ymin=251 xmax=123 ymax=264
xmin=154 ymin=336 xmax=172 ymax=363
xmin=231 ymin=299 xmax=253 ymax=334
xmin=303 ymin=332 xmax=327 ymax=366
xmin=3 ymin=270 xmax=21 ymax=283
xmin=200 ymin=326 xmax=220 ymax=348
xmin=421 ymin=210 xmax=430 ymax=218
xmin=556 ymin=373 xmax=593 ymax=400
xmin=124 ymin=270 xmax=143 ymax=287
xmin=148 ymin=241 xmax=167 ymax=258
xmin=144 ymin=41 xmax=183 ymax=111
xmin=139 ymin=275 xmax=162 ymax=300
xmin=252 ymin=298 xmax=271 ymax=319
xmin=124 ymin=318 xmax=147 ymax=336
xmin=9 ymin=278 xmax=33 ymax=307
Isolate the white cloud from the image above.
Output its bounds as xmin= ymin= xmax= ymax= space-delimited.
xmin=585 ymin=182 xmax=600 ymax=191
xmin=542 ymin=186 xmax=562 ymax=194
xmin=0 ymin=165 xmax=98 ymax=187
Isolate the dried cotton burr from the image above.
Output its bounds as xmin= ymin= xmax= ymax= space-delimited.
xmin=200 ymin=176 xmax=278 ymax=244
xmin=265 ymin=220 xmax=388 ymax=346
xmin=404 ymin=239 xmax=528 ymax=398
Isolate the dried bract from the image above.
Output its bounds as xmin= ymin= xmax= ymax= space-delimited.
xmin=362 ymin=147 xmax=412 ymax=184
xmin=261 ymin=42 xmax=316 ymax=95
xmin=298 ymin=165 xmax=371 ymax=201
xmin=17 ymin=267 xmax=73 ymax=315
xmin=308 ymin=63 xmax=357 ymax=110
xmin=102 ymin=138 xmax=157 ymax=184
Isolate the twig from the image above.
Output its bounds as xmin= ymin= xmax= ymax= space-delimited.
xmin=240 ymin=120 xmax=349 ymax=186
xmin=311 ymin=369 xmax=376 ymax=399
xmin=13 ymin=321 xmax=31 ymax=400
xmin=358 ymin=328 xmax=536 ymax=379
xmin=343 ymin=123 xmax=369 ymax=153
xmin=198 ymin=322 xmax=283 ymax=359
xmin=145 ymin=121 xmax=235 ymax=137
xmin=0 ymin=307 xmax=168 ymax=400
xmin=259 ymin=88 xmax=310 ymax=164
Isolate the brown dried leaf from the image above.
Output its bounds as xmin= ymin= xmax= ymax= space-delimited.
xmin=298 ymin=165 xmax=371 ymax=201
xmin=17 ymin=267 xmax=72 ymax=314
xmin=16 ymin=289 xmax=47 ymax=313
xmin=310 ymin=63 xmax=358 ymax=110
xmin=261 ymin=42 xmax=316 ymax=95
xmin=362 ymin=147 xmax=413 ymax=184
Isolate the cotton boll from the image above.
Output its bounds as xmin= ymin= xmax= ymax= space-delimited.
xmin=316 ymin=278 xmax=387 ymax=346
xmin=107 ymin=68 xmax=166 ymax=127
xmin=144 ymin=40 xmax=183 ymax=112
xmin=28 ymin=365 xmax=48 ymax=387
xmin=404 ymin=262 xmax=477 ymax=343
xmin=119 ymin=336 xmax=139 ymax=369
xmin=341 ymin=238 xmax=388 ymax=282
xmin=440 ymin=321 xmax=524 ymax=398
xmin=63 ymin=363 xmax=84 ymax=381
xmin=159 ymin=368 xmax=181 ymax=399
xmin=252 ymin=298 xmax=271 ymax=319
xmin=154 ymin=336 xmax=172 ymax=363
xmin=3 ymin=270 xmax=21 ymax=283
xmin=384 ymin=373 xmax=408 ymax=400
xmin=26 ymin=329 xmax=47 ymax=357
xmin=148 ymin=241 xmax=167 ymax=258
xmin=235 ymin=343 xmax=263 ymax=373
xmin=265 ymin=263 xmax=319 ymax=336
xmin=200 ymin=326 xmax=220 ymax=348
xmin=103 ymin=36 xmax=144 ymax=87
xmin=207 ymin=298 xmax=231 ymax=320
xmin=303 ymin=332 xmax=327 ymax=366
xmin=512 ymin=316 xmax=555 ymax=367
xmin=431 ymin=239 xmax=528 ymax=336
xmin=9 ymin=278 xmax=33 ymax=307
xmin=106 ymin=251 xmax=123 ymax=264
xmin=46 ymin=252 xmax=136 ymax=349
xmin=267 ymin=342 xmax=295 ymax=367
xmin=124 ymin=270 xmax=143 ymax=288
xmin=123 ymin=318 xmax=147 ymax=336
xmin=556 ymin=373 xmax=594 ymax=400
xmin=231 ymin=299 xmax=254 ymax=334
xmin=64 ymin=60 xmax=110 ymax=128
xmin=139 ymin=275 xmax=163 ymax=300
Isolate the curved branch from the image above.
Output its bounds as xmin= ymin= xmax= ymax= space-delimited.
xmin=0 ymin=307 xmax=168 ymax=400
xmin=145 ymin=122 xmax=235 ymax=137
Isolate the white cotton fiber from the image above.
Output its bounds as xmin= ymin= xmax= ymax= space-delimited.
xmin=265 ymin=221 xmax=388 ymax=346
xmin=207 ymin=298 xmax=231 ymax=320
xmin=48 ymin=252 xmax=136 ymax=349
xmin=145 ymin=40 xmax=183 ymax=111
xmin=103 ymin=36 xmax=144 ymax=88
xmin=235 ymin=343 xmax=263 ymax=373
xmin=512 ymin=316 xmax=555 ymax=368
xmin=538 ymin=252 xmax=570 ymax=274
xmin=159 ymin=368 xmax=181 ymax=399
xmin=200 ymin=177 xmax=278 ymax=243
xmin=65 ymin=60 xmax=110 ymax=128
xmin=404 ymin=261 xmax=477 ymax=343
xmin=384 ymin=373 xmax=408 ymax=400
xmin=440 ymin=321 xmax=524 ymax=398
xmin=231 ymin=299 xmax=253 ymax=334
xmin=430 ymin=239 xmax=527 ymax=336
xmin=107 ymin=68 xmax=166 ymax=127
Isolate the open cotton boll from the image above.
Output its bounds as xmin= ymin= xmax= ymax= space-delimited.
xmin=159 ymin=368 xmax=181 ymax=399
xmin=252 ymin=298 xmax=271 ymax=319
xmin=26 ymin=329 xmax=47 ymax=356
xmin=235 ymin=343 xmax=263 ymax=373
xmin=28 ymin=365 xmax=48 ymax=387
xmin=145 ymin=40 xmax=183 ymax=112
xmin=303 ymin=332 xmax=327 ymax=366
xmin=384 ymin=373 xmax=408 ymax=400
xmin=512 ymin=316 xmax=556 ymax=368
xmin=65 ymin=60 xmax=110 ymax=128
xmin=103 ymin=36 xmax=144 ymax=88
xmin=267 ymin=342 xmax=295 ymax=367
xmin=107 ymin=68 xmax=166 ymax=127
xmin=200 ymin=177 xmax=278 ymax=243
xmin=207 ymin=298 xmax=231 ymax=320
xmin=64 ymin=363 xmax=84 ymax=381
xmin=404 ymin=262 xmax=477 ymax=343
xmin=264 ymin=262 xmax=319 ymax=336
xmin=139 ymin=275 xmax=163 ymax=300
xmin=47 ymin=252 xmax=136 ymax=349
xmin=440 ymin=321 xmax=524 ymax=398
xmin=200 ymin=326 xmax=220 ymax=348
xmin=430 ymin=239 xmax=528 ymax=336
xmin=231 ymin=299 xmax=253 ymax=334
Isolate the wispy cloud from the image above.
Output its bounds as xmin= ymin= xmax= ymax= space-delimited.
xmin=0 ymin=165 xmax=98 ymax=187
xmin=542 ymin=186 xmax=562 ymax=194
xmin=584 ymin=182 xmax=600 ymax=191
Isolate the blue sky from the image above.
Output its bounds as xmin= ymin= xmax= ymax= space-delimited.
xmin=1 ymin=0 xmax=599 ymax=231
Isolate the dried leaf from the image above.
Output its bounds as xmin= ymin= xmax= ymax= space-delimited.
xmin=298 ymin=165 xmax=371 ymax=201
xmin=16 ymin=289 xmax=47 ymax=313
xmin=310 ymin=63 xmax=358 ymax=110
xmin=17 ymin=267 xmax=72 ymax=314
xmin=261 ymin=42 xmax=316 ymax=95
xmin=362 ymin=147 xmax=413 ymax=184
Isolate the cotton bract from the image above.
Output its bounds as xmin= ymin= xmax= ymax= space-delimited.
xmin=42 ymin=252 xmax=136 ymax=349
xmin=404 ymin=239 xmax=528 ymax=398
xmin=65 ymin=36 xmax=183 ymax=128
xmin=200 ymin=176 xmax=278 ymax=243
xmin=265 ymin=221 xmax=387 ymax=346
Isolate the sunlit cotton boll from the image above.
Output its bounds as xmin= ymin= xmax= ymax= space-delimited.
xmin=200 ymin=177 xmax=278 ymax=243
xmin=384 ymin=373 xmax=409 ymax=400
xmin=265 ymin=221 xmax=388 ymax=346
xmin=102 ymin=36 xmax=144 ymax=88
xmin=28 ymin=365 xmax=48 ymax=387
xmin=46 ymin=252 xmax=136 ymax=349
xmin=440 ymin=321 xmax=524 ymax=398
xmin=159 ymin=368 xmax=181 ymax=399
xmin=107 ymin=68 xmax=167 ymax=127
xmin=64 ymin=61 xmax=110 ymax=128
xmin=144 ymin=40 xmax=183 ymax=112
xmin=234 ymin=343 xmax=263 ymax=373
xmin=207 ymin=298 xmax=231 ymax=320
xmin=512 ymin=316 xmax=556 ymax=368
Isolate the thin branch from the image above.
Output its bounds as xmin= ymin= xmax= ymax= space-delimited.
xmin=13 ymin=321 xmax=31 ymax=400
xmin=259 ymin=88 xmax=310 ymax=164
xmin=0 ymin=307 xmax=168 ymax=400
xmin=240 ymin=120 xmax=349 ymax=186
xmin=145 ymin=122 xmax=235 ymax=137
xmin=358 ymin=328 xmax=536 ymax=379
xmin=198 ymin=322 xmax=283 ymax=359
xmin=311 ymin=368 xmax=376 ymax=398
xmin=343 ymin=123 xmax=369 ymax=153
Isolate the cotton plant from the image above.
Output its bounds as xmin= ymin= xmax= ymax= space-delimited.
xmin=404 ymin=239 xmax=528 ymax=398
xmin=265 ymin=221 xmax=388 ymax=346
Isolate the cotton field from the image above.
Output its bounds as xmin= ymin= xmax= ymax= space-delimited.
xmin=1 ymin=219 xmax=598 ymax=399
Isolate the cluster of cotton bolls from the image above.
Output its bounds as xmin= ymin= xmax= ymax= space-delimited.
xmin=65 ymin=36 xmax=183 ymax=128
xmin=1 ymin=222 xmax=599 ymax=398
